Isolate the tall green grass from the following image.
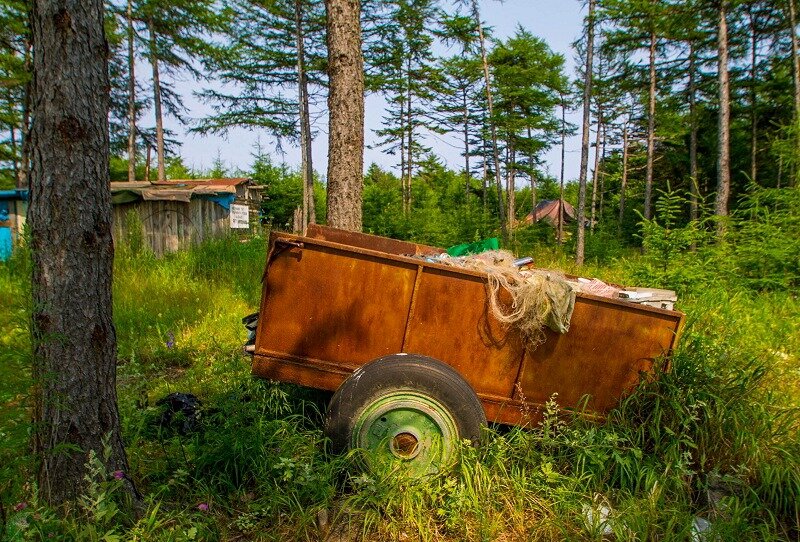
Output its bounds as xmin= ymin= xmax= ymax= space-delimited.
xmin=1 ymin=226 xmax=798 ymax=541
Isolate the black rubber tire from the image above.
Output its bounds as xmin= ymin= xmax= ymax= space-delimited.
xmin=324 ymin=354 xmax=486 ymax=456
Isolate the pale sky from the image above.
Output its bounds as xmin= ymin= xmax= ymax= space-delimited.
xmin=166 ymin=0 xmax=586 ymax=182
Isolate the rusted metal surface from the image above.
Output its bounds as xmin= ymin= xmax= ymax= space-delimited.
xmin=252 ymin=227 xmax=685 ymax=426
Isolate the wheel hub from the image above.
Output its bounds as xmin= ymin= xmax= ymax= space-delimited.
xmin=351 ymin=391 xmax=459 ymax=476
xmin=390 ymin=431 xmax=420 ymax=459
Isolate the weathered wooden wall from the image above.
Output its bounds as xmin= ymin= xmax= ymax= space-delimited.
xmin=112 ymin=199 xmax=230 ymax=256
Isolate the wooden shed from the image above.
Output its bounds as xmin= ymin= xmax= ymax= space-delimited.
xmin=110 ymin=178 xmax=262 ymax=256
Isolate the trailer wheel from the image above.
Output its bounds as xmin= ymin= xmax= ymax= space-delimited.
xmin=325 ymin=354 xmax=485 ymax=475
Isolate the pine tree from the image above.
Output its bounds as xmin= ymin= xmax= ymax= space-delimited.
xmin=490 ymin=28 xmax=566 ymax=232
xmin=372 ymin=0 xmax=439 ymax=214
xmin=134 ymin=0 xmax=228 ymax=180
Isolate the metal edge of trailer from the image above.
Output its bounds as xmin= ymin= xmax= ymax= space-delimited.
xmin=252 ymin=229 xmax=686 ymax=426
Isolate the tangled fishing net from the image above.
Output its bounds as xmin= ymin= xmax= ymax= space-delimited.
xmin=438 ymin=250 xmax=577 ymax=347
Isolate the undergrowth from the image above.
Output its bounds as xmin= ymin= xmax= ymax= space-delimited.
xmin=1 ymin=189 xmax=798 ymax=541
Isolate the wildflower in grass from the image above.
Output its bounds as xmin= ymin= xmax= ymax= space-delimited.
xmin=113 ymin=470 xmax=125 ymax=480
xmin=197 ymin=503 xmax=209 ymax=512
xmin=13 ymin=502 xmax=27 ymax=512
xmin=166 ymin=331 xmax=175 ymax=349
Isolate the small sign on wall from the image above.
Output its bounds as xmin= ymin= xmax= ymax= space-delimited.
xmin=229 ymin=204 xmax=250 ymax=229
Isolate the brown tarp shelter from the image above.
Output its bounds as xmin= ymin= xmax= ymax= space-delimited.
xmin=523 ymin=199 xmax=577 ymax=227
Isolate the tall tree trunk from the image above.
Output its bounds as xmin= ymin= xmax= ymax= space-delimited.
xmin=325 ymin=0 xmax=364 ymax=231
xmin=715 ymin=1 xmax=731 ymax=231
xmin=29 ymin=0 xmax=135 ymax=505
xmin=598 ymin=123 xmax=607 ymax=220
xmin=463 ymin=88 xmax=471 ymax=194
xmin=689 ymin=44 xmax=699 ymax=223
xmin=749 ymin=8 xmax=758 ymax=185
xmin=145 ymin=144 xmax=152 ymax=182
xmin=507 ymin=145 xmax=516 ymax=234
xmin=789 ymin=0 xmax=800 ymax=186
xmin=527 ymin=126 xmax=536 ymax=216
xmin=559 ymin=96 xmax=566 ymax=245
xmin=576 ymin=0 xmax=595 ymax=265
xmin=18 ymin=39 xmax=32 ymax=189
xmin=126 ymin=0 xmax=136 ymax=182
xmin=10 ymin=125 xmax=19 ymax=181
xmin=590 ymin=111 xmax=602 ymax=233
xmin=618 ymin=120 xmax=629 ymax=234
xmin=644 ymin=30 xmax=656 ymax=220
xmin=472 ymin=0 xmax=506 ymax=241
xmin=406 ymin=58 xmax=413 ymax=214
xmin=148 ymin=19 xmax=166 ymax=182
xmin=295 ymin=0 xmax=315 ymax=229
xmin=399 ymin=97 xmax=407 ymax=214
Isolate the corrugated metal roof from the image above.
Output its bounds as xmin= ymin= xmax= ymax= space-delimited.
xmin=152 ymin=178 xmax=250 ymax=187
xmin=110 ymin=178 xmax=252 ymax=203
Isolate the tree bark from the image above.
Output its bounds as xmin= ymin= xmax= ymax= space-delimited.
xmin=295 ymin=0 xmax=315 ymax=229
xmin=29 ymin=0 xmax=134 ymax=505
xmin=149 ymin=19 xmax=166 ymax=182
xmin=715 ymin=1 xmax=731 ymax=231
xmin=127 ymin=0 xmax=136 ymax=182
xmin=325 ymin=0 xmax=364 ymax=231
xmin=576 ymin=0 xmax=595 ymax=265
xmin=644 ymin=30 xmax=656 ymax=220
xmin=472 ymin=0 xmax=506 ymax=241
xmin=618 ymin=120 xmax=629 ymax=234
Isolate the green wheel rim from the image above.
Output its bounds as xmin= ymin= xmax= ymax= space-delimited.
xmin=351 ymin=391 xmax=459 ymax=476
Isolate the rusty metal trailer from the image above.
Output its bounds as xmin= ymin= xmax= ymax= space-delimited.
xmin=247 ymin=225 xmax=684 ymax=472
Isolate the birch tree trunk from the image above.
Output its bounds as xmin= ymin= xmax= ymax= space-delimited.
xmin=715 ymin=1 xmax=731 ymax=230
xmin=29 ymin=0 xmax=135 ymax=505
xmin=325 ymin=0 xmax=364 ymax=231
xmin=295 ymin=0 xmax=315 ymax=229
xmin=127 ymin=0 xmax=136 ymax=182
xmin=148 ymin=19 xmax=166 ymax=182
xmin=576 ymin=0 xmax=595 ymax=265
